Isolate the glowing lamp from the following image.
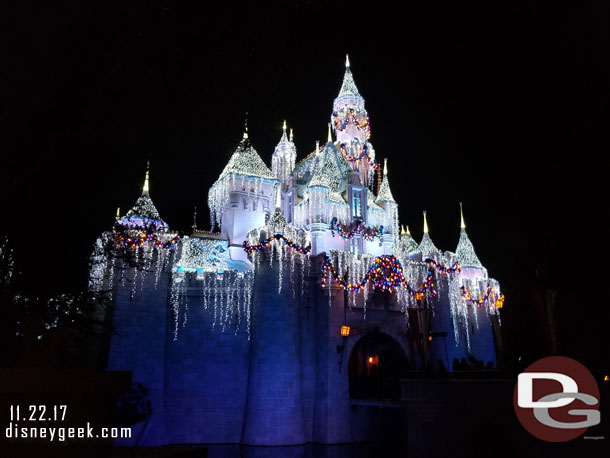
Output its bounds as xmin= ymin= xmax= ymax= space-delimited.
xmin=604 ymin=375 xmax=609 ymax=382
xmin=368 ymin=356 xmax=373 ymax=364
xmin=340 ymin=325 xmax=351 ymax=337
xmin=428 ymin=335 xmax=433 ymax=342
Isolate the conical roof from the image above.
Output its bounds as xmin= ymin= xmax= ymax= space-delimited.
xmin=117 ymin=165 xmax=168 ymax=231
xmin=307 ymin=142 xmax=349 ymax=191
xmin=338 ymin=55 xmax=362 ymax=98
xmin=216 ymin=135 xmax=275 ymax=183
xmin=418 ymin=212 xmax=439 ymax=258
xmin=375 ymin=159 xmax=396 ymax=203
xmin=455 ymin=230 xmax=483 ymax=268
xmin=454 ymin=204 xmax=483 ymax=268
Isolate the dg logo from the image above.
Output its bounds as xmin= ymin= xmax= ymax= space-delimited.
xmin=514 ymin=356 xmax=600 ymax=442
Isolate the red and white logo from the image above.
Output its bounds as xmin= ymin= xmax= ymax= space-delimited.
xmin=513 ymin=356 xmax=600 ymax=442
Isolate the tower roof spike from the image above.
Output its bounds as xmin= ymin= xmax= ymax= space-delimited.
xmin=423 ymin=211 xmax=429 ymax=234
xmin=142 ymin=160 xmax=150 ymax=196
xmin=289 ymin=128 xmax=294 ymax=142
xmin=383 ymin=158 xmax=388 ymax=176
xmin=115 ymin=207 xmax=121 ymax=220
xmin=345 ymin=54 xmax=350 ymax=68
xmin=243 ymin=112 xmax=248 ymax=139
xmin=406 ymin=225 xmax=411 ymax=235
xmin=459 ymin=201 xmax=466 ymax=230
xmin=327 ymin=123 xmax=332 ymax=143
xmin=283 ymin=120 xmax=287 ymax=132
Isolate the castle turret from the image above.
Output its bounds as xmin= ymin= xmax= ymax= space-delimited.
xmin=117 ymin=161 xmax=168 ymax=231
xmin=331 ymin=55 xmax=377 ymax=187
xmin=208 ymin=129 xmax=279 ymax=262
xmin=271 ymin=120 xmax=296 ymax=190
xmin=455 ymin=202 xmax=484 ymax=269
xmin=418 ymin=211 xmax=440 ymax=260
xmin=375 ymin=159 xmax=399 ymax=254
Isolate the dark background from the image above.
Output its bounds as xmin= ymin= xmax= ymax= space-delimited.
xmin=0 ymin=2 xmax=608 ymax=371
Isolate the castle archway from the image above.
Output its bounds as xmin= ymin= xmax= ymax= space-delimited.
xmin=348 ymin=332 xmax=409 ymax=400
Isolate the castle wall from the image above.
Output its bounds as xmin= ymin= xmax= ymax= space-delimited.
xmin=107 ymin=266 xmax=169 ymax=446
xmin=241 ymin=252 xmax=307 ymax=445
xmin=163 ymin=281 xmax=251 ymax=444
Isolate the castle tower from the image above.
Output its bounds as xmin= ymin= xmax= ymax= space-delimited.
xmin=418 ymin=211 xmax=440 ymax=260
xmin=271 ymin=121 xmax=297 ymax=190
xmin=271 ymin=121 xmax=297 ymax=224
xmin=375 ymin=159 xmax=399 ymax=254
xmin=331 ymin=55 xmax=377 ymax=188
xmin=208 ymin=130 xmax=279 ymax=263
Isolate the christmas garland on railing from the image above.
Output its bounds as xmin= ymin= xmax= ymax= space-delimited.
xmin=242 ymin=233 xmax=312 ymax=255
xmin=330 ymin=217 xmax=383 ymax=246
xmin=332 ymin=109 xmax=371 ymax=138
xmin=337 ymin=143 xmax=379 ymax=169
xmin=114 ymin=226 xmax=181 ymax=249
xmin=320 ymin=255 xmax=461 ymax=295
xmin=460 ymin=284 xmax=505 ymax=309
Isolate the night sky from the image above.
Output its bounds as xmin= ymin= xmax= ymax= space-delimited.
xmin=1 ymin=3 xmax=608 ymax=364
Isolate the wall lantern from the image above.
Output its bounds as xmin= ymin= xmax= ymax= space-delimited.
xmin=340 ymin=325 xmax=351 ymax=337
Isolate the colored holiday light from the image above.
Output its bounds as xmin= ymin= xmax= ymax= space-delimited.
xmin=332 ymin=109 xmax=371 ymax=138
xmin=330 ymin=217 xmax=383 ymax=245
xmin=320 ymin=255 xmax=460 ymax=295
xmin=242 ymin=233 xmax=312 ymax=255
xmin=337 ymin=143 xmax=379 ymax=169
xmin=460 ymin=284 xmax=504 ymax=309
xmin=114 ymin=225 xmax=181 ymax=249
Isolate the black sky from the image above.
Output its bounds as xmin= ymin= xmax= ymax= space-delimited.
xmin=1 ymin=0 xmax=608 ymax=310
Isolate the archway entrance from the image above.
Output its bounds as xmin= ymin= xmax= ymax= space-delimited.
xmin=348 ymin=332 xmax=409 ymax=400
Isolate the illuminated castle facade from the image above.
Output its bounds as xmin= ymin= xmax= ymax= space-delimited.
xmin=91 ymin=56 xmax=503 ymax=446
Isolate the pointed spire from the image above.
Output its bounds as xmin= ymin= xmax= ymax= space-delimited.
xmin=375 ymin=159 xmax=396 ymax=203
xmin=455 ymin=203 xmax=483 ymax=268
xmin=192 ymin=206 xmax=198 ymax=231
xmin=459 ymin=202 xmax=466 ymax=230
xmin=142 ymin=161 xmax=150 ymax=196
xmin=115 ymin=207 xmax=121 ymax=220
xmin=401 ymin=224 xmax=406 ymax=235
xmin=338 ymin=54 xmax=361 ymax=98
xmin=289 ymin=128 xmax=294 ymax=142
xmin=315 ymin=140 xmax=320 ymax=154
xmin=243 ymin=113 xmax=249 ymax=139
xmin=327 ymin=123 xmax=332 ymax=143
xmin=406 ymin=225 xmax=411 ymax=235
xmin=278 ymin=120 xmax=289 ymax=143
xmin=419 ymin=211 xmax=440 ymax=258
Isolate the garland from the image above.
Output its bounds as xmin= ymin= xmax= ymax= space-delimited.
xmin=330 ymin=217 xmax=383 ymax=246
xmin=337 ymin=143 xmax=379 ymax=170
xmin=461 ymin=284 xmax=505 ymax=309
xmin=320 ymin=255 xmax=461 ymax=295
xmin=332 ymin=109 xmax=371 ymax=139
xmin=114 ymin=227 xmax=181 ymax=249
xmin=243 ymin=233 xmax=312 ymax=255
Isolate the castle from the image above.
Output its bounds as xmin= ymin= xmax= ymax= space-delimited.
xmin=89 ymin=56 xmax=503 ymax=446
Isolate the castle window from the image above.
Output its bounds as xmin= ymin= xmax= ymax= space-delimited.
xmin=352 ymin=193 xmax=361 ymax=217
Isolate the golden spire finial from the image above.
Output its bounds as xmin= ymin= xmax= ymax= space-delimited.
xmin=115 ymin=207 xmax=121 ymax=220
xmin=423 ymin=211 xmax=429 ymax=234
xmin=142 ymin=160 xmax=150 ymax=195
xmin=283 ymin=120 xmax=287 ymax=132
xmin=406 ymin=225 xmax=411 ymax=235
xmin=289 ymin=128 xmax=294 ymax=142
xmin=345 ymin=54 xmax=350 ymax=68
xmin=400 ymin=225 xmax=406 ymax=235
xmin=459 ymin=202 xmax=466 ymax=230
xmin=327 ymin=123 xmax=332 ymax=142
xmin=383 ymin=158 xmax=388 ymax=176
